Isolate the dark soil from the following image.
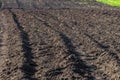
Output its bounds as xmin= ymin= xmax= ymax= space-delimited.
xmin=0 ymin=1 xmax=120 ymax=80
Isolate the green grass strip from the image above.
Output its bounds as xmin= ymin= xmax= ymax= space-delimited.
xmin=96 ymin=0 xmax=120 ymax=7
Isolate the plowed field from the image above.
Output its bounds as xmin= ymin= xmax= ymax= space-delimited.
xmin=0 ymin=1 xmax=120 ymax=80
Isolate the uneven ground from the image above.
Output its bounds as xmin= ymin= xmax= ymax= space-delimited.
xmin=0 ymin=1 xmax=120 ymax=80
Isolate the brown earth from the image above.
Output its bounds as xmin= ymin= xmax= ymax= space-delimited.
xmin=0 ymin=4 xmax=120 ymax=80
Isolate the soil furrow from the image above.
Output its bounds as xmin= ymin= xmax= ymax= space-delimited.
xmin=9 ymin=9 xmax=38 ymax=80
xmin=84 ymin=33 xmax=120 ymax=64
xmin=83 ymin=33 xmax=120 ymax=79
xmin=0 ymin=10 xmax=24 ymax=80
xmin=59 ymin=33 xmax=95 ymax=80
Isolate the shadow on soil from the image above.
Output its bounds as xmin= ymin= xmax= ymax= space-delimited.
xmin=84 ymin=33 xmax=120 ymax=65
xmin=59 ymin=33 xmax=95 ymax=80
xmin=9 ymin=9 xmax=38 ymax=80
